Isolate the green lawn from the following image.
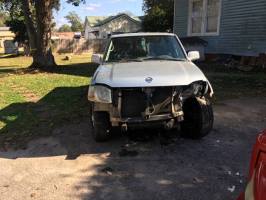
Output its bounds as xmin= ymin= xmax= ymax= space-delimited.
xmin=0 ymin=55 xmax=265 ymax=148
xmin=0 ymin=54 xmax=98 ymax=148
xmin=206 ymin=72 xmax=266 ymax=101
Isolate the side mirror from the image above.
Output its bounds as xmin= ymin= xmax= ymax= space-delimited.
xmin=187 ymin=51 xmax=200 ymax=61
xmin=91 ymin=54 xmax=103 ymax=64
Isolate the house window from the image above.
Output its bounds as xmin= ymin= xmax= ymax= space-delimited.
xmin=191 ymin=0 xmax=203 ymax=34
xmin=188 ymin=0 xmax=221 ymax=36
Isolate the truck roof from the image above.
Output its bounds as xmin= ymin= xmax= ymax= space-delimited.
xmin=111 ymin=32 xmax=176 ymax=38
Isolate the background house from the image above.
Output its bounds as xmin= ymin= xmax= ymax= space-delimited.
xmin=84 ymin=13 xmax=142 ymax=40
xmin=0 ymin=27 xmax=17 ymax=54
xmin=174 ymin=0 xmax=266 ymax=58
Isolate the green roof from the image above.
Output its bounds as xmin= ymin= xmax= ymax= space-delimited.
xmin=86 ymin=13 xmax=142 ymax=27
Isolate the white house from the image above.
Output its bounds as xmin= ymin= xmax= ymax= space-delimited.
xmin=0 ymin=27 xmax=18 ymax=54
xmin=84 ymin=13 xmax=142 ymax=40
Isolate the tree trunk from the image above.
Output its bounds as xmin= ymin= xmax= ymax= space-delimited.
xmin=31 ymin=48 xmax=56 ymax=69
xmin=21 ymin=0 xmax=56 ymax=69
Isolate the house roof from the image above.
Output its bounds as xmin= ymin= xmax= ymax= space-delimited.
xmin=86 ymin=13 xmax=142 ymax=28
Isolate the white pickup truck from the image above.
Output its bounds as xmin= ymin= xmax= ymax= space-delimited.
xmin=88 ymin=33 xmax=214 ymax=142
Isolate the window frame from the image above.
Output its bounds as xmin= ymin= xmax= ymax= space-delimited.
xmin=187 ymin=0 xmax=222 ymax=36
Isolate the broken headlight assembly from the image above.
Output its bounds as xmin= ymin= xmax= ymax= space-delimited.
xmin=88 ymin=85 xmax=112 ymax=103
xmin=182 ymin=81 xmax=209 ymax=98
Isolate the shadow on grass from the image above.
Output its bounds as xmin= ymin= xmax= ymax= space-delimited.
xmin=0 ymin=54 xmax=22 ymax=59
xmin=0 ymin=61 xmax=99 ymax=78
xmin=0 ymin=86 xmax=90 ymax=149
xmin=0 ymin=61 xmax=102 ymax=156
xmin=0 ymin=86 xmax=123 ymax=160
xmin=0 ymin=68 xmax=19 ymax=75
xmin=46 ymin=62 xmax=99 ymax=78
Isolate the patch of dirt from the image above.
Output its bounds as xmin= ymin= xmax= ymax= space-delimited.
xmin=0 ymin=98 xmax=265 ymax=200
xmin=9 ymin=83 xmax=40 ymax=102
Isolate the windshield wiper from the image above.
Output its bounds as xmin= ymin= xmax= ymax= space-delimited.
xmin=109 ymin=57 xmax=186 ymax=63
xmin=142 ymin=56 xmax=186 ymax=61
xmin=118 ymin=58 xmax=143 ymax=62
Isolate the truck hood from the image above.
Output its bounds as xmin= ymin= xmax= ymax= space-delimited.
xmin=92 ymin=60 xmax=211 ymax=88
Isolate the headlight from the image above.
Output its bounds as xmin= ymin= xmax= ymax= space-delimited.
xmin=88 ymin=85 xmax=112 ymax=103
xmin=192 ymin=82 xmax=208 ymax=96
xmin=182 ymin=81 xmax=208 ymax=97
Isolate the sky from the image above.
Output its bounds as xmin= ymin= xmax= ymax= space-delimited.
xmin=54 ymin=0 xmax=144 ymax=28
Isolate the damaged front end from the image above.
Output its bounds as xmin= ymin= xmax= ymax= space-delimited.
xmin=90 ymin=80 xmax=211 ymax=130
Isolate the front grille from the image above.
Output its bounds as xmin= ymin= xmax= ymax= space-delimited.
xmin=121 ymin=89 xmax=146 ymax=118
xmin=120 ymin=87 xmax=173 ymax=118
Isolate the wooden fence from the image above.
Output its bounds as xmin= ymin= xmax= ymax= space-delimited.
xmin=52 ymin=38 xmax=108 ymax=54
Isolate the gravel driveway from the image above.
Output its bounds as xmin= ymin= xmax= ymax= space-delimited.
xmin=1 ymin=98 xmax=266 ymax=200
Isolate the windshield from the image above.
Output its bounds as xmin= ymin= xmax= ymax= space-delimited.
xmin=104 ymin=35 xmax=186 ymax=62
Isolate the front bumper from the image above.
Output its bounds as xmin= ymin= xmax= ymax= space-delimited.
xmin=93 ymin=86 xmax=185 ymax=127
xmin=111 ymin=112 xmax=184 ymax=124
xmin=93 ymin=100 xmax=184 ymax=127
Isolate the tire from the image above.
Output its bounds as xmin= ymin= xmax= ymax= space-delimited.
xmin=91 ymin=111 xmax=111 ymax=142
xmin=181 ymin=97 xmax=213 ymax=139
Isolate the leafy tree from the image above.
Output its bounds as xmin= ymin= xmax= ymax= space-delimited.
xmin=5 ymin=15 xmax=28 ymax=43
xmin=142 ymin=0 xmax=174 ymax=32
xmin=2 ymin=2 xmax=27 ymax=44
xmin=58 ymin=24 xmax=72 ymax=32
xmin=65 ymin=11 xmax=83 ymax=32
xmin=0 ymin=1 xmax=8 ymax=26
xmin=0 ymin=0 xmax=85 ymax=69
xmin=5 ymin=9 xmax=56 ymax=45
xmin=0 ymin=3 xmax=26 ymax=51
xmin=0 ymin=11 xmax=9 ymax=26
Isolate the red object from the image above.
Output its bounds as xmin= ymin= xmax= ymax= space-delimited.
xmin=237 ymin=129 xmax=266 ymax=200
xmin=237 ymin=193 xmax=245 ymax=200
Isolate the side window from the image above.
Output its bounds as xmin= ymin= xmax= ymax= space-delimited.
xmin=191 ymin=0 xmax=204 ymax=34
xmin=206 ymin=0 xmax=220 ymax=33
xmin=188 ymin=0 xmax=221 ymax=36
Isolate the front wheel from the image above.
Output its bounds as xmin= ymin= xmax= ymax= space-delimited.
xmin=91 ymin=111 xmax=111 ymax=142
xmin=181 ymin=97 xmax=213 ymax=139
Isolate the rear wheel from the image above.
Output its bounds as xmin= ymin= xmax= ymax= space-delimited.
xmin=91 ymin=110 xmax=111 ymax=142
xmin=181 ymin=97 xmax=213 ymax=139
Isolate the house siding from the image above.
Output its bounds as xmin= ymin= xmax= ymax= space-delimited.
xmin=174 ymin=0 xmax=266 ymax=56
